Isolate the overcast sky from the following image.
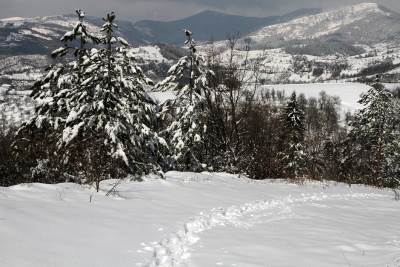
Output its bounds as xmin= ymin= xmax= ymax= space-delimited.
xmin=1 ymin=0 xmax=400 ymax=22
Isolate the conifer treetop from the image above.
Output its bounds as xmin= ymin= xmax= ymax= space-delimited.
xmin=51 ymin=10 xmax=100 ymax=59
xmin=100 ymin=12 xmax=130 ymax=48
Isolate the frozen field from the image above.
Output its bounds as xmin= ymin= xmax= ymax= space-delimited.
xmin=260 ymin=82 xmax=400 ymax=113
xmin=259 ymin=82 xmax=371 ymax=113
xmin=152 ymin=82 xmax=374 ymax=113
xmin=0 ymin=172 xmax=399 ymax=267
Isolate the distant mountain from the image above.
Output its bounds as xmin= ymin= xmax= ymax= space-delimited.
xmin=131 ymin=8 xmax=322 ymax=44
xmin=0 ymin=15 xmax=93 ymax=55
xmin=225 ymin=3 xmax=400 ymax=55
xmin=0 ymin=15 xmax=143 ymax=56
xmin=0 ymin=8 xmax=322 ymax=56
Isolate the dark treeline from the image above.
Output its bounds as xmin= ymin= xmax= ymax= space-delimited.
xmin=1 ymin=11 xmax=399 ymax=189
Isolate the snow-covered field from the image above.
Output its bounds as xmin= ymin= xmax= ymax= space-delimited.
xmin=258 ymin=82 xmax=370 ymax=113
xmin=152 ymin=82 xmax=370 ymax=114
xmin=0 ymin=172 xmax=399 ymax=267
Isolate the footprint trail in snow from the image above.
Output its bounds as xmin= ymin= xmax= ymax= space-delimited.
xmin=140 ymin=192 xmax=387 ymax=267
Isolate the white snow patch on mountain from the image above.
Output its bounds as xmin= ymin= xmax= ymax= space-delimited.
xmin=31 ymin=27 xmax=58 ymax=37
xmin=129 ymin=46 xmax=172 ymax=64
xmin=19 ymin=29 xmax=52 ymax=40
xmin=0 ymin=17 xmax=26 ymax=22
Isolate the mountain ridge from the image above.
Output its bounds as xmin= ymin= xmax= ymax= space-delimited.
xmin=0 ymin=7 xmax=322 ymax=56
xmin=131 ymin=8 xmax=322 ymax=44
xmin=206 ymin=2 xmax=400 ymax=56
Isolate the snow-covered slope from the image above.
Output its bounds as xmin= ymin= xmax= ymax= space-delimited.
xmin=196 ymin=3 xmax=400 ymax=85
xmin=0 ymin=15 xmax=101 ymax=55
xmin=0 ymin=15 xmax=100 ymax=38
xmin=202 ymin=41 xmax=400 ymax=85
xmin=0 ymin=172 xmax=398 ymax=267
xmin=248 ymin=3 xmax=392 ymax=43
xmin=208 ymin=3 xmax=400 ymax=56
xmin=0 ymin=9 xmax=320 ymax=52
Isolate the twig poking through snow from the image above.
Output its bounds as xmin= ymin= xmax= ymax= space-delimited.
xmin=106 ymin=180 xmax=123 ymax=197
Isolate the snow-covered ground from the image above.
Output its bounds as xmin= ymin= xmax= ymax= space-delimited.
xmin=129 ymin=46 xmax=172 ymax=64
xmin=0 ymin=172 xmax=399 ymax=267
xmin=258 ymin=82 xmax=370 ymax=113
xmin=152 ymin=82 xmax=370 ymax=114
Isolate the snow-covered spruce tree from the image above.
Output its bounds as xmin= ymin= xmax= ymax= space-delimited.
xmin=345 ymin=80 xmax=400 ymax=187
xmin=15 ymin=12 xmax=165 ymax=188
xmin=279 ymin=92 xmax=308 ymax=179
xmin=156 ymin=30 xmax=213 ymax=171
xmin=14 ymin=10 xmax=99 ymax=183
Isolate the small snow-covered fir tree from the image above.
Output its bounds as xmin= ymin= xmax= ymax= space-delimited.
xmin=346 ymin=80 xmax=400 ymax=187
xmin=15 ymin=11 xmax=165 ymax=188
xmin=279 ymin=92 xmax=308 ymax=179
xmin=14 ymin=10 xmax=99 ymax=183
xmin=156 ymin=30 xmax=213 ymax=171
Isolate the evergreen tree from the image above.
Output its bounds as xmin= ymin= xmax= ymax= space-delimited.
xmin=346 ymin=81 xmax=400 ymax=187
xmin=14 ymin=10 xmax=99 ymax=183
xmin=156 ymin=30 xmax=213 ymax=171
xmin=15 ymin=11 xmax=165 ymax=189
xmin=279 ymin=92 xmax=307 ymax=178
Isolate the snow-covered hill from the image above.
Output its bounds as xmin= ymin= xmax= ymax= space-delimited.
xmin=0 ymin=8 xmax=322 ymax=54
xmin=0 ymin=15 xmax=101 ymax=55
xmin=2 ymin=3 xmax=399 ymax=57
xmin=247 ymin=3 xmax=395 ymax=45
xmin=0 ymin=172 xmax=399 ymax=266
xmin=198 ymin=3 xmax=400 ymax=84
xmin=208 ymin=3 xmax=400 ymax=53
xmin=210 ymin=43 xmax=400 ymax=84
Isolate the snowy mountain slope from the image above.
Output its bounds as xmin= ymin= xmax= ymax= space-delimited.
xmin=208 ymin=3 xmax=400 ymax=56
xmin=247 ymin=3 xmax=393 ymax=44
xmin=0 ymin=8 xmax=321 ymax=56
xmin=0 ymin=15 xmax=99 ymax=55
xmin=213 ymin=43 xmax=400 ymax=84
xmin=194 ymin=3 xmax=400 ymax=86
xmin=0 ymin=172 xmax=398 ymax=267
xmin=0 ymin=15 xmax=147 ymax=56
